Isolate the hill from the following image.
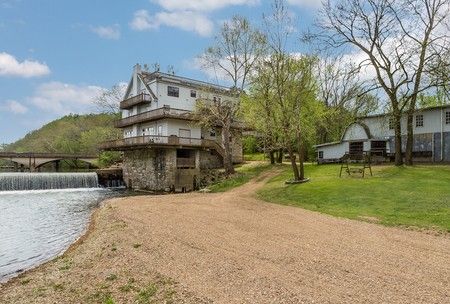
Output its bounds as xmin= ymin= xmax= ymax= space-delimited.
xmin=6 ymin=113 xmax=121 ymax=166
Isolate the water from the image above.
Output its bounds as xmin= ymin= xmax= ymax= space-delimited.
xmin=0 ymin=172 xmax=99 ymax=191
xmin=0 ymin=188 xmax=124 ymax=282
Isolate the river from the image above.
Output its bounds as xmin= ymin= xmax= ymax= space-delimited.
xmin=0 ymin=187 xmax=125 ymax=283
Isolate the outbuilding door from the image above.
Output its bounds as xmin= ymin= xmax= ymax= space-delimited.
xmin=349 ymin=141 xmax=364 ymax=155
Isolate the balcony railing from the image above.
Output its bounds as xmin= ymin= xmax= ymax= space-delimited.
xmin=100 ymin=135 xmax=226 ymax=158
xmin=115 ymin=106 xmax=192 ymax=128
xmin=101 ymin=135 xmax=206 ymax=149
xmin=119 ymin=93 xmax=152 ymax=110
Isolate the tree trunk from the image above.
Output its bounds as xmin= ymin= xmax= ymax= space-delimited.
xmin=287 ymin=147 xmax=300 ymax=181
xmin=297 ymin=136 xmax=305 ymax=180
xmin=405 ymin=111 xmax=414 ymax=165
xmin=269 ymin=150 xmax=275 ymax=164
xmin=221 ymin=122 xmax=235 ymax=175
xmin=394 ymin=112 xmax=403 ymax=166
xmin=276 ymin=148 xmax=283 ymax=163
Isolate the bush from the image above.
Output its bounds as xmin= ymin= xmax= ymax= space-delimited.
xmin=243 ymin=136 xmax=260 ymax=154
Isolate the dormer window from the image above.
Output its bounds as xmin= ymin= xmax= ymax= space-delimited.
xmin=167 ymin=86 xmax=179 ymax=97
xmin=190 ymin=90 xmax=197 ymax=98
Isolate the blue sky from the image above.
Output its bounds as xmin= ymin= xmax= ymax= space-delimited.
xmin=0 ymin=0 xmax=320 ymax=144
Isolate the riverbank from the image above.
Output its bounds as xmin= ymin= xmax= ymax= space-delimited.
xmin=1 ymin=170 xmax=449 ymax=303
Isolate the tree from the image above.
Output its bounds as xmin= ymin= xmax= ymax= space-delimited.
xmin=256 ymin=0 xmax=321 ymax=181
xmin=318 ymin=0 xmax=450 ymax=165
xmin=93 ymin=84 xmax=127 ymax=114
xmin=195 ymin=15 xmax=266 ymax=175
xmin=242 ymin=62 xmax=283 ymax=164
xmin=316 ymin=55 xmax=379 ymax=143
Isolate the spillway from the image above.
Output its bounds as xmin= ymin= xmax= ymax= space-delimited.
xmin=0 ymin=172 xmax=99 ymax=191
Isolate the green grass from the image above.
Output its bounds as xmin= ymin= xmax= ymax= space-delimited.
xmin=258 ymin=164 xmax=450 ymax=232
xmin=244 ymin=153 xmax=267 ymax=161
xmin=136 ymin=283 xmax=158 ymax=304
xmin=208 ymin=162 xmax=272 ymax=192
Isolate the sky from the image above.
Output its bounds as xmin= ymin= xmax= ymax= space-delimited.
xmin=0 ymin=0 xmax=321 ymax=144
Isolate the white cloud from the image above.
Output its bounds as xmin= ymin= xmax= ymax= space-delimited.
xmin=131 ymin=0 xmax=259 ymax=36
xmin=130 ymin=10 xmax=158 ymax=31
xmin=152 ymin=0 xmax=259 ymax=12
xmin=91 ymin=24 xmax=121 ymax=40
xmin=28 ymin=82 xmax=105 ymax=114
xmin=0 ymin=100 xmax=28 ymax=114
xmin=287 ymin=0 xmax=322 ymax=8
xmin=0 ymin=52 xmax=50 ymax=78
xmin=130 ymin=9 xmax=214 ymax=37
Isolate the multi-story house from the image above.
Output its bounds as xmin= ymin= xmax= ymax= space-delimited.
xmin=316 ymin=105 xmax=450 ymax=163
xmin=101 ymin=64 xmax=244 ymax=191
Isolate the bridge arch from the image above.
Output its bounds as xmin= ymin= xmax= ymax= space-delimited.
xmin=0 ymin=153 xmax=98 ymax=172
xmin=34 ymin=158 xmax=98 ymax=170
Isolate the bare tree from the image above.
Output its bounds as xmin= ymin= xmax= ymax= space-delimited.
xmin=93 ymin=84 xmax=126 ymax=114
xmin=318 ymin=0 xmax=450 ymax=165
xmin=317 ymin=55 xmax=379 ymax=143
xmin=195 ymin=15 xmax=266 ymax=175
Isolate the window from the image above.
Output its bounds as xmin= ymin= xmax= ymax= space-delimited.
xmin=190 ymin=90 xmax=197 ymax=98
xmin=388 ymin=118 xmax=394 ymax=130
xmin=318 ymin=151 xmax=323 ymax=159
xmin=446 ymin=111 xmax=450 ymax=125
xmin=167 ymin=86 xmax=179 ymax=97
xmin=415 ymin=114 xmax=424 ymax=127
xmin=210 ymin=129 xmax=216 ymax=137
xmin=157 ymin=125 xmax=163 ymax=135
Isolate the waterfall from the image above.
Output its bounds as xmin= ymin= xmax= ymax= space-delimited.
xmin=0 ymin=172 xmax=99 ymax=191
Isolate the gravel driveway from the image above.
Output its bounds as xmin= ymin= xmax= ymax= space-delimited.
xmin=1 ymin=170 xmax=449 ymax=303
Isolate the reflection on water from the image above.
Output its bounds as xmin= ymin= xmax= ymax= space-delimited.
xmin=0 ymin=188 xmax=123 ymax=282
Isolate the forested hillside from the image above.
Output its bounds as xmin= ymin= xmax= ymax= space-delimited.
xmin=6 ymin=113 xmax=121 ymax=165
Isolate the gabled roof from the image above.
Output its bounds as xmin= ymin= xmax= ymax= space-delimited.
xmin=360 ymin=104 xmax=450 ymax=119
xmin=139 ymin=71 xmax=236 ymax=95
xmin=340 ymin=121 xmax=372 ymax=142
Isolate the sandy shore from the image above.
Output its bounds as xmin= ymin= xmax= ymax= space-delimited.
xmin=1 ymin=170 xmax=449 ymax=303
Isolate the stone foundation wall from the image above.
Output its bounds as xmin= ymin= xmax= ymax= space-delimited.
xmin=123 ymin=148 xmax=225 ymax=192
xmin=123 ymin=148 xmax=177 ymax=191
xmin=199 ymin=150 xmax=223 ymax=169
xmin=232 ymin=132 xmax=244 ymax=164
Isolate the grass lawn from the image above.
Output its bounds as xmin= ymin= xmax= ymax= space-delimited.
xmin=257 ymin=164 xmax=450 ymax=232
xmin=244 ymin=153 xmax=267 ymax=161
xmin=208 ymin=161 xmax=271 ymax=192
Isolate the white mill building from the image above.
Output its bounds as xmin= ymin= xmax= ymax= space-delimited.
xmin=102 ymin=64 xmax=244 ymax=191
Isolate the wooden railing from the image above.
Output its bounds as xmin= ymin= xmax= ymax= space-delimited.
xmin=115 ymin=106 xmax=192 ymax=128
xmin=101 ymin=135 xmax=205 ymax=149
xmin=100 ymin=135 xmax=226 ymax=158
xmin=119 ymin=93 xmax=152 ymax=109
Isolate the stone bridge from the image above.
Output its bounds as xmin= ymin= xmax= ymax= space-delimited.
xmin=0 ymin=152 xmax=98 ymax=172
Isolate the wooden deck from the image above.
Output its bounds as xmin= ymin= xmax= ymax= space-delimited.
xmin=100 ymin=135 xmax=225 ymax=158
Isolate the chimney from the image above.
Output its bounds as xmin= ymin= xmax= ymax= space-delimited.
xmin=134 ymin=63 xmax=141 ymax=74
